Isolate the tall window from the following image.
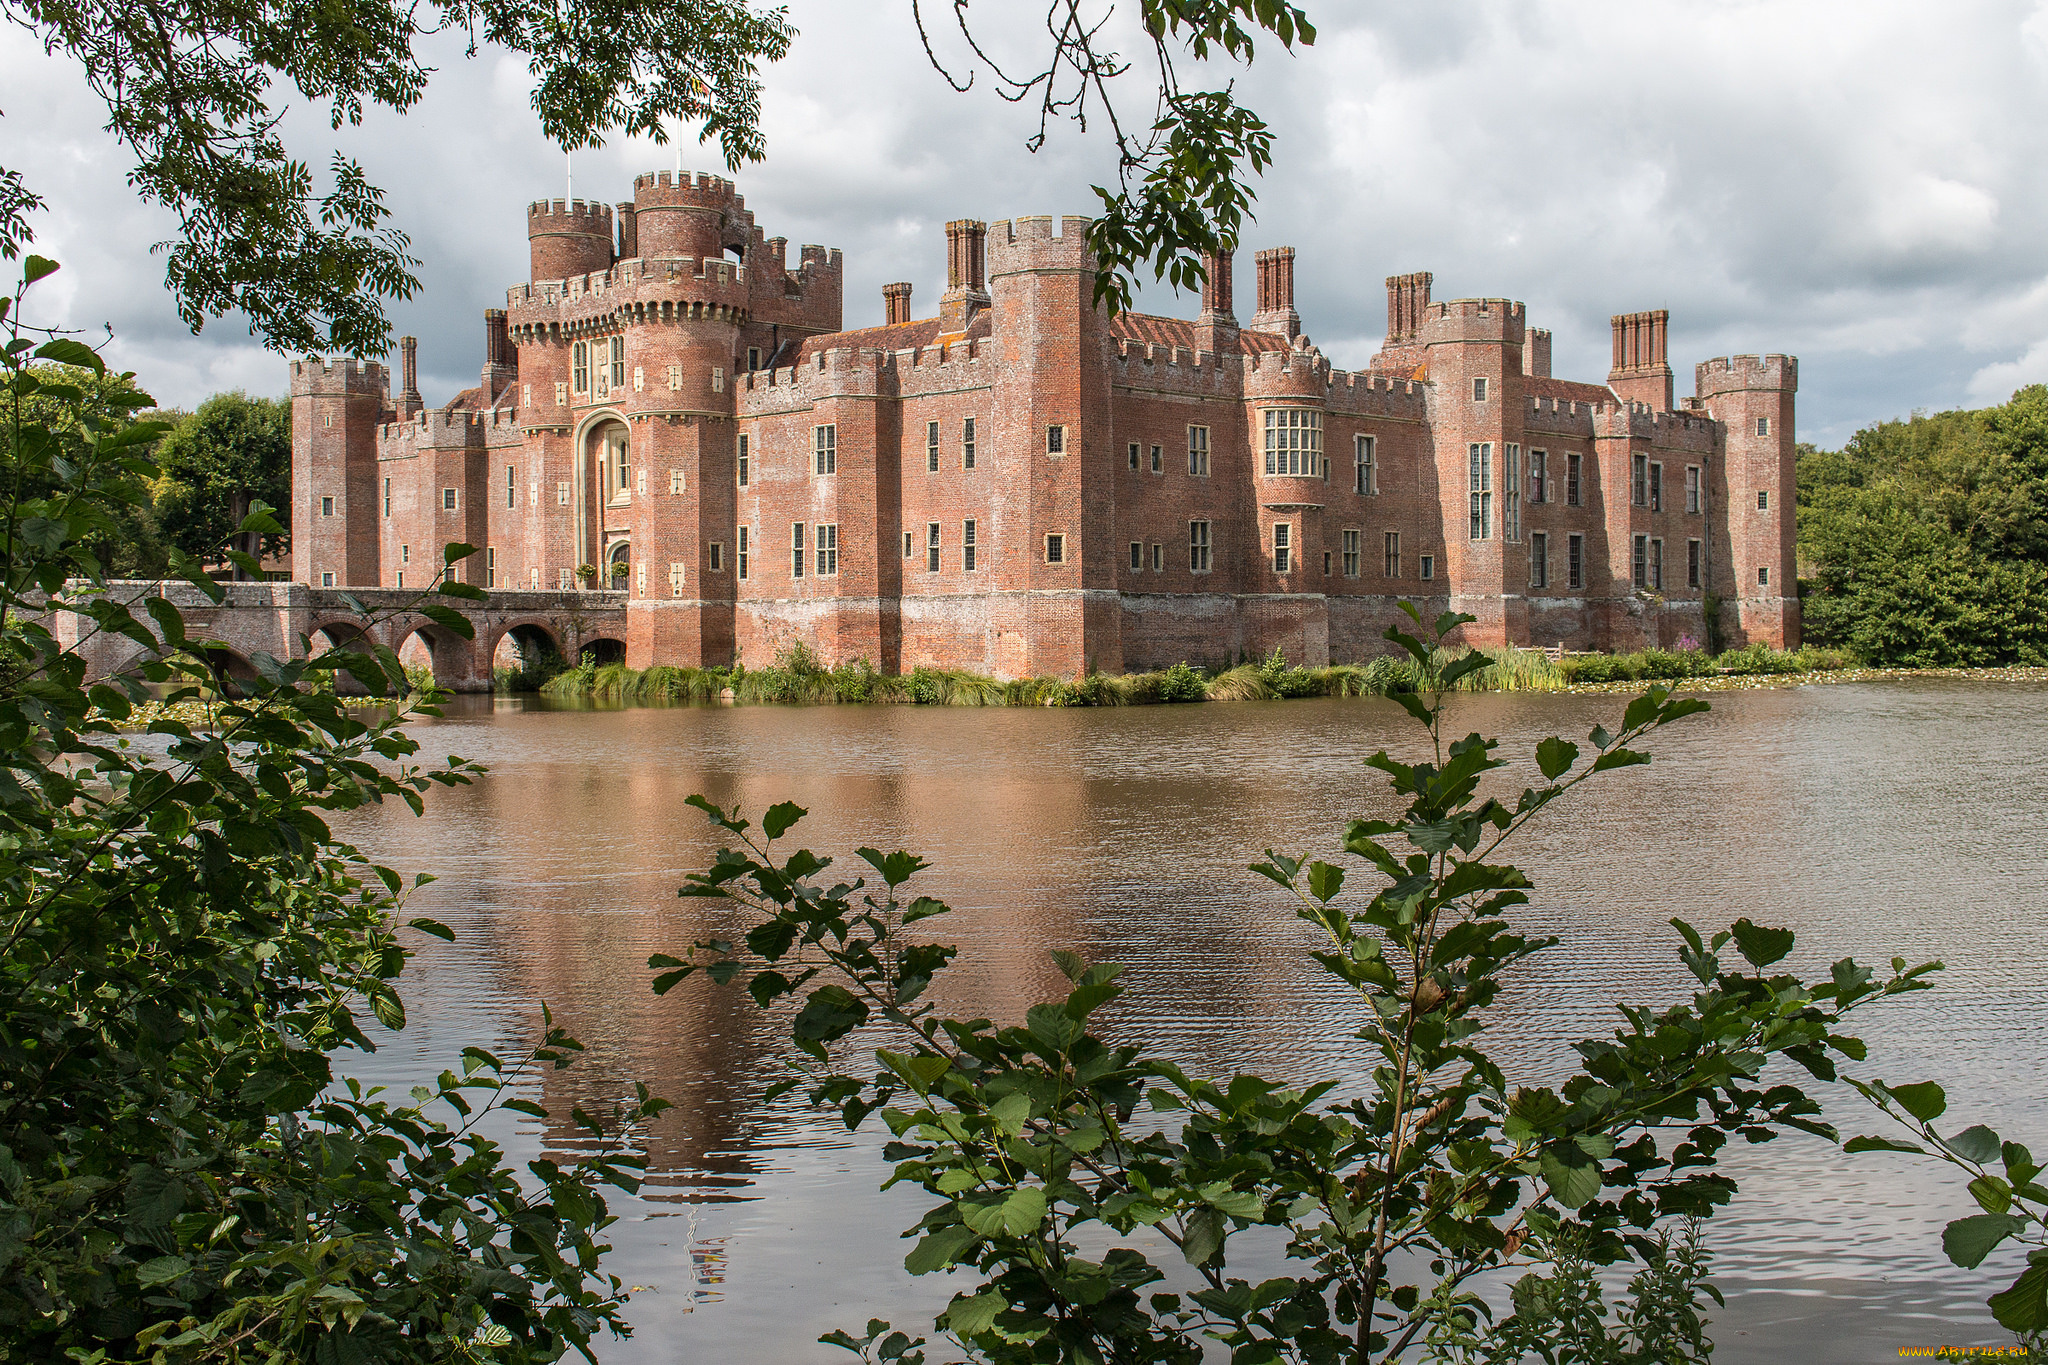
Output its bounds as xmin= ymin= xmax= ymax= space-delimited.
xmin=608 ymin=336 xmax=625 ymax=391
xmin=1686 ymin=464 xmax=1701 ymax=514
xmin=1687 ymin=538 xmax=1701 ymax=588
xmin=1530 ymin=450 xmax=1547 ymax=504
xmin=383 ymin=477 xmax=390 ymax=517
xmin=737 ymin=526 xmax=749 ymax=580
xmin=321 ymin=496 xmax=334 ymax=517
xmin=1568 ymin=534 xmax=1584 ymax=589
xmin=904 ymin=532 xmax=914 ymax=559
xmin=1632 ymin=453 xmax=1647 ymax=508
xmin=1384 ymin=531 xmax=1400 ymax=578
xmin=506 ymin=465 xmax=516 ymax=508
xmin=927 ymin=420 xmax=940 ymax=473
xmin=1632 ymin=534 xmax=1648 ymax=589
xmin=1531 ymin=532 xmax=1548 ymax=589
xmin=1468 ymin=442 xmax=1493 ymax=540
xmin=1151 ymin=543 xmax=1164 ymax=571
xmin=1128 ymin=442 xmax=1141 ymax=470
xmin=1046 ymin=534 xmax=1065 ymax=563
xmin=1567 ymin=452 xmax=1582 ymax=506
xmin=486 ymin=547 xmax=496 ymax=588
xmin=1149 ymin=443 xmax=1162 ymax=474
xmin=442 ymin=487 xmax=457 ymax=511
xmin=1355 ymin=435 xmax=1376 ymax=495
xmin=963 ymin=417 xmax=976 ymax=469
xmin=1130 ymin=541 xmax=1142 ymax=571
xmin=1047 ymin=426 xmax=1066 ymax=456
xmin=1272 ymin=523 xmax=1292 ymax=573
xmin=709 ymin=542 xmax=723 ymax=572
xmin=1756 ymin=416 xmax=1771 ymax=437
xmin=927 ymin=522 xmax=940 ymax=572
xmin=1757 ymin=490 xmax=1770 ymax=511
xmin=572 ymin=341 xmax=589 ymax=394
xmin=737 ymin=434 xmax=750 ymax=487
xmin=1189 ymin=425 xmax=1210 ymax=476
xmin=1419 ymin=554 xmax=1434 ymax=581
xmin=1649 ymin=462 xmax=1663 ymax=513
xmin=963 ymin=519 xmax=978 ymax=571
xmin=813 ymin=425 xmax=837 ymax=475
xmin=1341 ymin=528 xmax=1360 ymax=577
xmin=1649 ymin=538 xmax=1663 ymax=590
xmin=1263 ymin=409 xmax=1323 ymax=476
xmin=1189 ymin=521 xmax=1211 ymax=573
xmin=816 ymin=524 xmax=838 ymax=576
xmin=1504 ymin=444 xmax=1521 ymax=542
xmin=791 ymin=523 xmax=805 ymax=578
xmin=747 ymin=346 xmax=761 ymax=371
xmin=613 ymin=432 xmax=630 ymax=500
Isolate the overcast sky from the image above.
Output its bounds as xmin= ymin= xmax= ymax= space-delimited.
xmin=7 ymin=0 xmax=2048 ymax=446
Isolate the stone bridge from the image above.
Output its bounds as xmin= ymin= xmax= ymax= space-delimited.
xmin=59 ymin=582 xmax=630 ymax=692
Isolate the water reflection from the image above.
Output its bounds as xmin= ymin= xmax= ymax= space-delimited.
xmin=335 ymin=679 xmax=2048 ymax=1362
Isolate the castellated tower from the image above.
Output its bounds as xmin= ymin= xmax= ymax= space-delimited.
xmin=1696 ymin=354 xmax=1800 ymax=647
xmin=291 ymin=357 xmax=391 ymax=588
xmin=1420 ymin=297 xmax=1528 ymax=646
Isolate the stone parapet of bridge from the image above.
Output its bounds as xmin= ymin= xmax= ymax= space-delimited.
xmin=58 ymin=581 xmax=630 ymax=693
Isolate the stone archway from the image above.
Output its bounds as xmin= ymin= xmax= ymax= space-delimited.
xmin=392 ymin=621 xmax=483 ymax=691
xmin=578 ymin=636 xmax=626 ymax=666
xmin=308 ymin=620 xmax=381 ymax=694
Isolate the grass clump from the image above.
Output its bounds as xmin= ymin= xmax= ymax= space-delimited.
xmin=1558 ymin=642 xmax=1856 ymax=685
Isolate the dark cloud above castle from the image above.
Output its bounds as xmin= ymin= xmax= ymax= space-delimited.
xmin=5 ymin=0 xmax=2047 ymax=446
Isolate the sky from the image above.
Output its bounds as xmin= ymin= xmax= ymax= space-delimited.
xmin=6 ymin=0 xmax=2048 ymax=447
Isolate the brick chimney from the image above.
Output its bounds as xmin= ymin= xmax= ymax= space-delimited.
xmin=1199 ymin=248 xmax=1235 ymax=321
xmin=883 ymin=281 xmax=913 ymax=326
xmin=1371 ymin=272 xmax=1432 ymax=370
xmin=940 ymin=219 xmax=989 ymax=332
xmin=482 ymin=308 xmax=516 ymax=396
xmin=1249 ymin=246 xmax=1300 ymax=340
xmin=397 ymin=335 xmax=423 ymax=418
xmin=1609 ymin=309 xmax=1673 ymax=410
xmin=1522 ymin=326 xmax=1552 ymax=379
xmin=616 ymin=201 xmax=638 ymax=260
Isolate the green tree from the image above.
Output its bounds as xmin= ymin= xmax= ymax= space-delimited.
xmin=11 ymin=361 xmax=169 ymax=577
xmin=1798 ymin=386 xmax=2048 ymax=666
xmin=1 ymin=0 xmax=1309 ymax=354
xmin=151 ymin=391 xmax=292 ymax=577
xmin=1 ymin=254 xmax=667 ymax=1361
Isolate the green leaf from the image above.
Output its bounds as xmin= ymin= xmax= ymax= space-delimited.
xmin=442 ymin=541 xmax=479 ymax=564
xmin=1989 ymin=1256 xmax=2048 ymax=1332
xmin=23 ymin=254 xmax=59 ymax=284
xmin=1885 ymin=1081 xmax=1948 ymax=1123
xmin=1535 ymin=735 xmax=1578 ymax=781
xmin=1951 ymin=1125 xmax=2003 ymax=1165
xmin=134 ymin=1255 xmax=189 ymax=1288
xmin=1539 ymin=1145 xmax=1603 ymax=1209
xmin=763 ymin=801 xmax=806 ymax=840
xmin=1843 ymin=1135 xmax=1925 ymax=1155
xmin=1182 ymin=1205 xmax=1225 ymax=1266
xmin=904 ymin=1224 xmax=979 ymax=1275
xmin=33 ymin=337 xmax=105 ymax=373
xmin=988 ymin=1093 xmax=1032 ymax=1138
xmin=1943 ymin=1214 xmax=2026 ymax=1268
xmin=407 ymin=917 xmax=455 ymax=941
xmin=1305 ymin=860 xmax=1343 ymax=903
xmin=943 ymin=1292 xmax=1004 ymax=1337
xmin=416 ymin=602 xmax=476 ymax=640
xmin=1730 ymin=919 xmax=1794 ymax=969
xmin=960 ymin=1187 xmax=1047 ymax=1237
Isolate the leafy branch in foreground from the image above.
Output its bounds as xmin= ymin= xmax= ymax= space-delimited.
xmin=658 ymin=605 xmax=1939 ymax=1363
xmin=1 ymin=253 xmax=666 ymax=1362
xmin=915 ymin=0 xmax=1314 ymax=313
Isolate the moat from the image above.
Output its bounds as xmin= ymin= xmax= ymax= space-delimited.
xmin=336 ymin=679 xmax=2048 ymax=1363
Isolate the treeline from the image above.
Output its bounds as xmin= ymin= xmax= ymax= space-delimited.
xmin=1799 ymin=383 xmax=2048 ymax=665
xmin=31 ymin=365 xmax=289 ymax=577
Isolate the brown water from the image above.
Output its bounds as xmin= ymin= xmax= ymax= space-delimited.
xmin=335 ymin=680 xmax=2048 ymax=1363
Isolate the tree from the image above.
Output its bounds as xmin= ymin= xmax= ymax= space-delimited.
xmin=1 ymin=0 xmax=1309 ymax=355
xmin=1798 ymin=386 xmax=2048 ymax=666
xmin=151 ymin=391 xmax=292 ymax=577
xmin=11 ymin=361 xmax=170 ymax=577
xmin=0 ymin=253 xmax=668 ymax=1361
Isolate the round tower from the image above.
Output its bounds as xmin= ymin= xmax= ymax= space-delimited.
xmin=632 ymin=171 xmax=742 ymax=262
xmin=528 ymin=199 xmax=614 ymax=281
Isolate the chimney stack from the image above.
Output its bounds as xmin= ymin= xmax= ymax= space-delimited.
xmin=940 ymin=219 xmax=990 ymax=332
xmin=1608 ymin=309 xmax=1673 ymax=410
xmin=1384 ymin=272 xmax=1433 ymax=345
xmin=883 ymin=281 xmax=913 ymax=326
xmin=1199 ymin=247 xmax=1235 ymax=320
xmin=397 ymin=335 xmax=422 ymax=418
xmin=1522 ymin=327 xmax=1552 ymax=379
xmin=616 ymin=202 xmax=638 ymax=260
xmin=482 ymin=308 xmax=516 ymax=396
xmin=1249 ymin=246 xmax=1301 ymax=340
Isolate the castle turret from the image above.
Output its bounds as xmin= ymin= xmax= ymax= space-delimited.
xmin=528 ymin=199 xmax=614 ymax=281
xmin=632 ymin=170 xmax=741 ymax=262
xmin=1421 ymin=297 xmax=1530 ymax=646
xmin=290 ymin=357 xmax=390 ymax=588
xmin=1696 ymin=354 xmax=1799 ymax=648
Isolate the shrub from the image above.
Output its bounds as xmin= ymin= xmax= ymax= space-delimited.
xmin=1156 ymin=660 xmax=1207 ymax=702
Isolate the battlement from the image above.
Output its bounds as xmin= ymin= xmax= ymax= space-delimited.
xmin=988 ymin=216 xmax=1095 ymax=273
xmin=797 ymin=244 xmax=842 ymax=276
xmin=1420 ymin=297 xmax=1527 ymax=345
xmin=1696 ymin=353 xmax=1798 ymax=395
xmin=291 ymin=357 xmax=390 ymax=396
xmin=527 ymin=199 xmax=614 ymax=229
xmin=632 ymin=169 xmax=741 ymax=210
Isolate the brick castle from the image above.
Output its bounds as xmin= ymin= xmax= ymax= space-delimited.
xmin=291 ymin=170 xmax=1798 ymax=676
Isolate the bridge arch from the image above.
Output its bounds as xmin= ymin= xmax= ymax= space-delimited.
xmin=392 ymin=620 xmax=484 ymax=691
xmin=577 ymin=636 xmax=627 ymax=666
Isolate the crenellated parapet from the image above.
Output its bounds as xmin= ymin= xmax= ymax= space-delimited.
xmin=1243 ymin=340 xmax=1333 ymax=400
xmin=1327 ymin=369 xmax=1432 ymax=420
xmin=1696 ymin=353 xmax=1798 ymax=396
xmin=1419 ymin=297 xmax=1527 ymax=347
xmin=291 ymin=357 xmax=390 ymax=398
xmin=987 ymin=216 xmax=1096 ymax=275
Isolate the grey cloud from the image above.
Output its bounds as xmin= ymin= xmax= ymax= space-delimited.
xmin=6 ymin=0 xmax=2048 ymax=445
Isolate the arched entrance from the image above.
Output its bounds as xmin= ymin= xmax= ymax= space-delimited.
xmin=579 ymin=636 xmax=626 ymax=666
xmin=491 ymin=621 xmax=568 ymax=690
xmin=607 ymin=539 xmax=632 ymax=592
xmin=577 ymin=415 xmax=631 ymax=579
